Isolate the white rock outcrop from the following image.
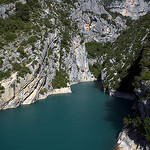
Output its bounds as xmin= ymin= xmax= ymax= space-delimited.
xmin=109 ymin=0 xmax=150 ymax=20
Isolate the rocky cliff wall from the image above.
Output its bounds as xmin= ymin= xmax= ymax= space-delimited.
xmin=117 ymin=129 xmax=149 ymax=150
xmin=0 ymin=0 xmax=127 ymax=110
xmin=0 ymin=28 xmax=95 ymax=110
xmin=109 ymin=0 xmax=150 ymax=20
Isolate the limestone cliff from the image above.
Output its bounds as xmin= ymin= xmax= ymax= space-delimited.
xmin=0 ymin=0 xmax=150 ymax=149
xmin=0 ymin=0 xmax=128 ymax=110
xmin=108 ymin=0 xmax=150 ymax=20
xmin=117 ymin=129 xmax=149 ymax=150
xmin=0 ymin=29 xmax=95 ymax=109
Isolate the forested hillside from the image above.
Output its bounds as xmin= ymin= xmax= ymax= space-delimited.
xmin=87 ymin=12 xmax=150 ymax=93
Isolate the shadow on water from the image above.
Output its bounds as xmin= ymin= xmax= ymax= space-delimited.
xmin=92 ymin=80 xmax=103 ymax=91
xmin=104 ymin=97 xmax=133 ymax=132
xmin=93 ymin=80 xmax=133 ymax=133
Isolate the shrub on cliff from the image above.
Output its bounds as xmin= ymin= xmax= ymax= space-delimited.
xmin=124 ymin=116 xmax=150 ymax=142
xmin=144 ymin=117 xmax=150 ymax=142
xmin=0 ymin=70 xmax=11 ymax=81
xmin=40 ymin=88 xmax=47 ymax=95
xmin=0 ymin=0 xmax=15 ymax=5
xmin=4 ymin=33 xmax=17 ymax=42
xmin=16 ymin=2 xmax=30 ymax=22
xmin=0 ymin=57 xmax=3 ymax=68
xmin=12 ymin=62 xmax=22 ymax=71
xmin=26 ymin=0 xmax=40 ymax=9
xmin=17 ymin=67 xmax=31 ymax=78
xmin=0 ymin=86 xmax=4 ymax=91
xmin=89 ymin=63 xmax=102 ymax=78
xmin=17 ymin=47 xmax=28 ymax=58
xmin=0 ymin=41 xmax=4 ymax=49
xmin=28 ymin=36 xmax=39 ymax=44
xmin=52 ymin=69 xmax=69 ymax=89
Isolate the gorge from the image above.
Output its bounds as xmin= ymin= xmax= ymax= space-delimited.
xmin=0 ymin=82 xmax=133 ymax=150
xmin=0 ymin=0 xmax=150 ymax=149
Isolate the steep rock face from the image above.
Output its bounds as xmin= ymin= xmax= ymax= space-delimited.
xmin=117 ymin=129 xmax=149 ymax=150
xmin=0 ymin=29 xmax=95 ymax=110
xmin=72 ymin=0 xmax=127 ymax=43
xmin=109 ymin=0 xmax=150 ymax=20
xmin=64 ymin=36 xmax=94 ymax=83
xmin=0 ymin=0 xmax=128 ymax=110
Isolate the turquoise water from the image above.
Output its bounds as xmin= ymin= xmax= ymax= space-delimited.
xmin=0 ymin=82 xmax=133 ymax=150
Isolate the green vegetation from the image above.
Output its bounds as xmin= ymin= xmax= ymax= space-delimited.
xmin=26 ymin=0 xmax=41 ymax=10
xmin=17 ymin=66 xmax=31 ymax=78
xmin=0 ymin=0 xmax=40 ymax=46
xmin=123 ymin=116 xmax=142 ymax=129
xmin=144 ymin=117 xmax=150 ymax=142
xmin=31 ymin=60 xmax=38 ymax=67
xmin=124 ymin=116 xmax=150 ymax=142
xmin=40 ymin=88 xmax=47 ymax=95
xmin=17 ymin=47 xmax=28 ymax=58
xmin=85 ymin=13 xmax=150 ymax=91
xmin=0 ymin=57 xmax=3 ymax=68
xmin=0 ymin=86 xmax=4 ymax=91
xmin=0 ymin=0 xmax=35 ymax=37
xmin=12 ymin=62 xmax=22 ymax=71
xmin=89 ymin=63 xmax=102 ymax=78
xmin=4 ymin=33 xmax=17 ymax=42
xmin=101 ymin=13 xmax=108 ymax=20
xmin=0 ymin=85 xmax=4 ymax=97
xmin=28 ymin=36 xmax=39 ymax=44
xmin=48 ymin=49 xmax=53 ymax=56
xmin=52 ymin=69 xmax=69 ymax=89
xmin=0 ymin=70 xmax=11 ymax=81
xmin=0 ymin=41 xmax=4 ymax=48
xmin=0 ymin=16 xmax=25 ymax=34
xmin=0 ymin=0 xmax=16 ymax=5
xmin=85 ymin=42 xmax=111 ymax=59
xmin=16 ymin=2 xmax=30 ymax=22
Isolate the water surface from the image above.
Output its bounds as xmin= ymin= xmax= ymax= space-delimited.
xmin=0 ymin=82 xmax=133 ymax=150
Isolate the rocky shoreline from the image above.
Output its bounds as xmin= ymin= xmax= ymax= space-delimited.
xmin=116 ymin=128 xmax=149 ymax=150
xmin=109 ymin=90 xmax=136 ymax=100
xmin=116 ymin=97 xmax=150 ymax=150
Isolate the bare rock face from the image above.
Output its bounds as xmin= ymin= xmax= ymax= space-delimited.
xmin=0 ymin=29 xmax=95 ymax=110
xmin=72 ymin=0 xmax=127 ymax=43
xmin=0 ymin=0 xmax=126 ymax=110
xmin=117 ymin=129 xmax=138 ymax=150
xmin=117 ymin=129 xmax=149 ymax=150
xmin=0 ymin=3 xmax=16 ymax=18
xmin=109 ymin=0 xmax=150 ymax=20
xmin=64 ymin=35 xmax=95 ymax=83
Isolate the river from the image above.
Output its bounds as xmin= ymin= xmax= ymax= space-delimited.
xmin=0 ymin=81 xmax=133 ymax=150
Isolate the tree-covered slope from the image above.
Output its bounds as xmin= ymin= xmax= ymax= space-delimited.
xmin=87 ymin=13 xmax=150 ymax=145
xmin=87 ymin=12 xmax=150 ymax=93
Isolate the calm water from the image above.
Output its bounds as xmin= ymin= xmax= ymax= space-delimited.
xmin=0 ymin=82 xmax=133 ymax=150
